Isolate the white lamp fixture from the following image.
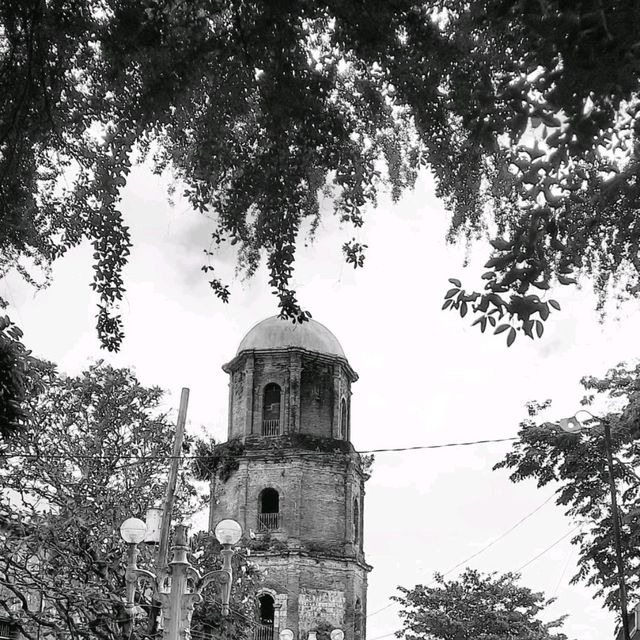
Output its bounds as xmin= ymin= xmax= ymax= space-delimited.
xmin=120 ymin=517 xmax=147 ymax=544
xmin=214 ymin=518 xmax=243 ymax=545
xmin=144 ymin=507 xmax=163 ymax=543
xmin=279 ymin=630 xmax=294 ymax=640
xmin=330 ymin=630 xmax=345 ymax=640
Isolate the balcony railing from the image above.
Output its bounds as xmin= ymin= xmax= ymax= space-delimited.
xmin=258 ymin=512 xmax=279 ymax=531
xmin=0 ymin=619 xmax=16 ymax=640
xmin=254 ymin=623 xmax=274 ymax=640
xmin=262 ymin=419 xmax=280 ymax=436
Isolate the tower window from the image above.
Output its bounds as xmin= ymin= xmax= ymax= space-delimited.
xmin=258 ymin=488 xmax=280 ymax=531
xmin=340 ymin=398 xmax=347 ymax=439
xmin=353 ymin=498 xmax=360 ymax=545
xmin=263 ymin=384 xmax=281 ymax=436
xmin=257 ymin=594 xmax=275 ymax=640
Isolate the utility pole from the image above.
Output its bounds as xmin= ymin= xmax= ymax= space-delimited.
xmin=149 ymin=387 xmax=190 ymax=635
xmin=603 ymin=418 xmax=631 ymax=640
xmin=558 ymin=412 xmax=631 ymax=640
xmin=158 ymin=387 xmax=190 ymax=570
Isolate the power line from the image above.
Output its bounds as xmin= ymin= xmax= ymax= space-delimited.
xmin=0 ymin=436 xmax=518 ymax=461
xmin=439 ymin=493 xmax=555 ymax=578
xmin=366 ymin=493 xmax=555 ymax=620
xmin=367 ymin=632 xmax=396 ymax=640
xmin=515 ymin=525 xmax=581 ymax=572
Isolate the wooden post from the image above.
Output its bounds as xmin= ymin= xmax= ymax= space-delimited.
xmin=148 ymin=387 xmax=190 ymax=635
xmin=157 ymin=387 xmax=190 ymax=570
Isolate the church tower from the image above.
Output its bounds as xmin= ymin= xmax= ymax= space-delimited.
xmin=209 ymin=317 xmax=371 ymax=640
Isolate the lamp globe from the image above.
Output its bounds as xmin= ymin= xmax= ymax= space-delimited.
xmin=120 ymin=518 xmax=147 ymax=544
xmin=214 ymin=519 xmax=242 ymax=545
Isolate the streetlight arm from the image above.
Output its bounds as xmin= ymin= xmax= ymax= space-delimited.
xmin=124 ymin=544 xmax=161 ymax=616
xmin=198 ymin=568 xmax=232 ymax=616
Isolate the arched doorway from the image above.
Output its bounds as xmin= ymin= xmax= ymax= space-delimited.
xmin=255 ymin=593 xmax=275 ymax=640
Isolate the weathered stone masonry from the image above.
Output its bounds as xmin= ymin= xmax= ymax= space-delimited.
xmin=209 ymin=317 xmax=371 ymax=640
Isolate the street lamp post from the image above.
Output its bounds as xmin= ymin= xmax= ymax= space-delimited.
xmin=120 ymin=518 xmax=243 ymax=640
xmin=602 ymin=417 xmax=631 ymax=640
xmin=557 ymin=411 xmax=631 ymax=640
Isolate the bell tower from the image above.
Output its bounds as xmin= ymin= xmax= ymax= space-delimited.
xmin=209 ymin=317 xmax=370 ymax=640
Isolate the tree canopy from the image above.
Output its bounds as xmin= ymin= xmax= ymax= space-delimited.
xmin=495 ymin=362 xmax=640 ymax=616
xmin=0 ymin=363 xmax=257 ymax=640
xmin=2 ymin=0 xmax=640 ymax=351
xmin=394 ymin=568 xmax=569 ymax=640
xmin=0 ymin=315 xmax=51 ymax=439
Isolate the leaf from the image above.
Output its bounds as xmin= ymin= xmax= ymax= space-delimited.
xmin=506 ymin=327 xmax=516 ymax=347
xmin=531 ymin=280 xmax=550 ymax=290
xmin=460 ymin=301 xmax=468 ymax=317
xmin=442 ymin=299 xmax=453 ymax=310
xmin=535 ymin=320 xmax=544 ymax=338
xmin=558 ymin=275 xmax=577 ymax=285
xmin=494 ymin=324 xmax=510 ymax=335
xmin=490 ymin=238 xmax=512 ymax=251
xmin=445 ymin=288 xmax=459 ymax=299
xmin=522 ymin=319 xmax=534 ymax=338
xmin=448 ymin=278 xmax=462 ymax=287
xmin=549 ymin=299 xmax=561 ymax=311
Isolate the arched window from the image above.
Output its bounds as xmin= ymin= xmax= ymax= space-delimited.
xmin=257 ymin=594 xmax=275 ymax=640
xmin=258 ymin=488 xmax=280 ymax=531
xmin=354 ymin=598 xmax=363 ymax=640
xmin=353 ymin=497 xmax=360 ymax=545
xmin=340 ymin=398 xmax=347 ymax=439
xmin=263 ymin=384 xmax=281 ymax=436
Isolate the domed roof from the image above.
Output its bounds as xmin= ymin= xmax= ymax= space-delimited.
xmin=237 ymin=316 xmax=346 ymax=358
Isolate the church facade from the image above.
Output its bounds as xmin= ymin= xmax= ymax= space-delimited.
xmin=208 ymin=317 xmax=371 ymax=640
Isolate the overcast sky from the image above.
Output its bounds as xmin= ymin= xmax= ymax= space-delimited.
xmin=5 ymin=164 xmax=640 ymax=640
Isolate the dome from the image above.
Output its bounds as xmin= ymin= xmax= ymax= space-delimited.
xmin=237 ymin=316 xmax=346 ymax=358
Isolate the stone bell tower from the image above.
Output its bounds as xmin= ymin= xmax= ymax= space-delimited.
xmin=209 ymin=316 xmax=370 ymax=640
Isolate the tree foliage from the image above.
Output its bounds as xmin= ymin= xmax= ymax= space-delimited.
xmin=0 ymin=316 xmax=51 ymax=440
xmin=2 ymin=0 xmax=640 ymax=349
xmin=495 ymin=362 xmax=640 ymax=614
xmin=394 ymin=568 xmax=569 ymax=640
xmin=0 ymin=364 xmax=211 ymax=640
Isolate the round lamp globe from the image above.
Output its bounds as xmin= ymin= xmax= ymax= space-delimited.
xmin=214 ymin=518 xmax=242 ymax=545
xmin=120 ymin=517 xmax=147 ymax=544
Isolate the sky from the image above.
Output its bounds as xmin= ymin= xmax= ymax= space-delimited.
xmin=4 ymin=163 xmax=640 ymax=640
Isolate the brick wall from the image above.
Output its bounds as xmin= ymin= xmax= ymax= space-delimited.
xmin=254 ymin=554 xmax=369 ymax=640
xmin=216 ymin=344 xmax=367 ymax=640
xmin=224 ymin=349 xmax=353 ymax=441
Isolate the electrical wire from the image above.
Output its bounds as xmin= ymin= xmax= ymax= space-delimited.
xmin=367 ymin=632 xmax=396 ymax=640
xmin=366 ymin=493 xmax=556 ymax=619
xmin=515 ymin=525 xmax=581 ymax=572
xmin=368 ymin=524 xmax=582 ymax=640
xmin=0 ymin=436 xmax=518 ymax=461
xmin=438 ymin=493 xmax=556 ymax=578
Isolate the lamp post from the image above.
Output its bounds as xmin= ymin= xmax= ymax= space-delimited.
xmin=120 ymin=517 xmax=243 ymax=640
xmin=556 ymin=411 xmax=630 ymax=640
